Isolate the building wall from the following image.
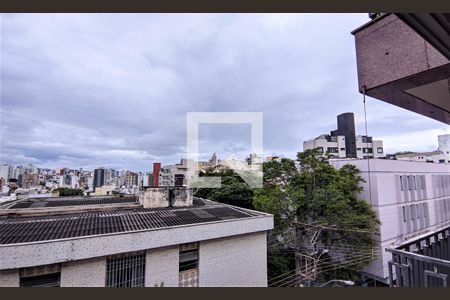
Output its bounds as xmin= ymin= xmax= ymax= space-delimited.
xmin=146 ymin=246 xmax=179 ymax=287
xmin=438 ymin=134 xmax=450 ymax=154
xmin=60 ymin=257 xmax=106 ymax=287
xmin=199 ymin=232 xmax=267 ymax=287
xmin=0 ymin=232 xmax=269 ymax=287
xmin=304 ymin=135 xmax=384 ymax=159
xmin=330 ymin=159 xmax=450 ymax=281
xmin=353 ymin=13 xmax=448 ymax=91
xmin=303 ymin=136 xmax=347 ymax=158
xmin=0 ymin=269 xmax=19 ymax=287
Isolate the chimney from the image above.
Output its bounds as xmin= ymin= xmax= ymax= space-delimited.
xmin=152 ymin=162 xmax=161 ymax=187
xmin=139 ymin=187 xmax=193 ymax=209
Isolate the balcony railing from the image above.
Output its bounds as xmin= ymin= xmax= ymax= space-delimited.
xmin=388 ymin=226 xmax=450 ymax=287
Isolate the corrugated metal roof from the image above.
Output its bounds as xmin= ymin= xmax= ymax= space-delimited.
xmin=7 ymin=196 xmax=139 ymax=209
xmin=0 ymin=203 xmax=262 ymax=245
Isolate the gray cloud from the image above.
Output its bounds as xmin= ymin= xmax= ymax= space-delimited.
xmin=1 ymin=13 xmax=448 ymax=171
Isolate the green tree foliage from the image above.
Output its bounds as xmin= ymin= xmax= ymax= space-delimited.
xmin=193 ymin=167 xmax=255 ymax=209
xmin=253 ymin=149 xmax=380 ymax=282
xmin=148 ymin=174 xmax=154 ymax=187
xmin=53 ymin=187 xmax=83 ymax=196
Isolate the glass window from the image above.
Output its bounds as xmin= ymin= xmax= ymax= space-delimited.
xmin=20 ymin=264 xmax=61 ymax=287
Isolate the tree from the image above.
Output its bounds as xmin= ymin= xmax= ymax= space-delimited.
xmin=253 ymin=149 xmax=379 ymax=283
xmin=193 ymin=167 xmax=254 ymax=209
xmin=148 ymin=174 xmax=154 ymax=187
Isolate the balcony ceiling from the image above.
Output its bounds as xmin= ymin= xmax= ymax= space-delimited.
xmin=396 ymin=14 xmax=450 ymax=61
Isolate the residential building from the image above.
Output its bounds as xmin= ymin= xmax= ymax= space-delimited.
xmin=93 ymin=168 xmax=106 ymax=190
xmin=0 ymin=188 xmax=273 ymax=287
xmin=266 ymin=156 xmax=282 ymax=162
xmin=0 ymin=165 xmax=12 ymax=182
xmin=246 ymin=153 xmax=264 ymax=165
xmin=123 ymin=171 xmax=138 ymax=188
xmin=396 ymin=134 xmax=450 ymax=163
xmin=330 ymin=159 xmax=450 ymax=284
xmin=303 ymin=113 xmax=384 ymax=159
xmin=22 ymin=174 xmax=39 ymax=189
xmin=91 ymin=185 xmax=117 ymax=196
xmin=159 ymin=159 xmax=190 ymax=187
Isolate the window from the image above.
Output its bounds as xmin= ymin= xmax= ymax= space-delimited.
xmin=357 ymin=148 xmax=361 ymax=151
xmin=179 ymin=242 xmax=199 ymax=287
xmin=327 ymin=147 xmax=339 ymax=153
xmin=316 ymin=147 xmax=324 ymax=153
xmin=106 ymin=252 xmax=145 ymax=287
xmin=407 ymin=176 xmax=414 ymax=191
xmin=377 ymin=147 xmax=383 ymax=153
xmin=20 ymin=264 xmax=61 ymax=287
xmin=340 ymin=148 xmax=345 ymax=151
xmin=400 ymin=176 xmax=404 ymax=191
xmin=174 ymin=174 xmax=185 ymax=186
xmin=363 ymin=148 xmax=373 ymax=154
xmin=402 ymin=206 xmax=406 ymax=222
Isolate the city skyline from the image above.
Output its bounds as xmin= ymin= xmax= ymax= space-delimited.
xmin=1 ymin=13 xmax=449 ymax=172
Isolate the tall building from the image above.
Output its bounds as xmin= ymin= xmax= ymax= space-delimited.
xmin=303 ymin=113 xmax=384 ymax=159
xmin=0 ymin=189 xmax=273 ymax=287
xmin=331 ymin=112 xmax=357 ymax=158
xmin=159 ymin=159 xmax=190 ymax=187
xmin=22 ymin=174 xmax=39 ymax=189
xmin=123 ymin=171 xmax=138 ymax=188
xmin=152 ymin=163 xmax=161 ymax=187
xmin=330 ymin=159 xmax=450 ymax=284
xmin=0 ymin=165 xmax=12 ymax=182
xmin=246 ymin=153 xmax=264 ymax=165
xmin=93 ymin=168 xmax=106 ymax=190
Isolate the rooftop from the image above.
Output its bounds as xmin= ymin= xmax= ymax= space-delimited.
xmin=0 ymin=196 xmax=266 ymax=245
xmin=4 ymin=195 xmax=139 ymax=209
xmin=396 ymin=151 xmax=442 ymax=158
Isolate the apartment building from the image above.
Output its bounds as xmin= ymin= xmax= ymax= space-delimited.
xmin=330 ymin=159 xmax=450 ymax=283
xmin=0 ymin=165 xmax=12 ymax=182
xmin=158 ymin=159 xmax=190 ymax=187
xmin=303 ymin=113 xmax=384 ymax=159
xmin=0 ymin=188 xmax=273 ymax=287
xmin=396 ymin=134 xmax=450 ymax=164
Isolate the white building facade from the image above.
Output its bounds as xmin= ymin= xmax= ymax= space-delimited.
xmin=304 ymin=134 xmax=384 ymax=159
xmin=330 ymin=159 xmax=450 ymax=283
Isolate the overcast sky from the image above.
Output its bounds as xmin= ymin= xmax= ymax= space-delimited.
xmin=1 ymin=13 xmax=448 ymax=172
